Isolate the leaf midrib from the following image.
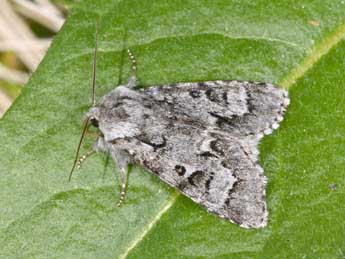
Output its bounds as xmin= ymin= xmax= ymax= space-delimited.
xmin=118 ymin=191 xmax=180 ymax=259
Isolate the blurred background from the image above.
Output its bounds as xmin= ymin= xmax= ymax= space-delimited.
xmin=0 ymin=0 xmax=69 ymax=118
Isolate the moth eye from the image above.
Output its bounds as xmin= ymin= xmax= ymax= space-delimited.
xmin=90 ymin=117 xmax=99 ymax=128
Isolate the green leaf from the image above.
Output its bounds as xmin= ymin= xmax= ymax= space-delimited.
xmin=1 ymin=0 xmax=345 ymax=258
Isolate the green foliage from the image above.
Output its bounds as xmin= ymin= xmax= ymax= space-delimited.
xmin=1 ymin=0 xmax=345 ymax=258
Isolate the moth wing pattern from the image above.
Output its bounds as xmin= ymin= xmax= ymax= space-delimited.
xmin=145 ymin=80 xmax=289 ymax=141
xmin=98 ymin=80 xmax=289 ymax=228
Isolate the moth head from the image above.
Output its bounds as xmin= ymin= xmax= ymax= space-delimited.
xmin=69 ymin=23 xmax=139 ymax=180
xmin=86 ymin=106 xmax=100 ymax=128
xmin=89 ymin=87 xmax=143 ymax=141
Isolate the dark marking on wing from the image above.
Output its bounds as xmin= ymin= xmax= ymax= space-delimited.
xmin=224 ymin=180 xmax=240 ymax=207
xmin=188 ymin=170 xmax=205 ymax=186
xmin=262 ymin=196 xmax=266 ymax=212
xmin=224 ymin=197 xmax=230 ymax=207
xmin=199 ymin=151 xmax=218 ymax=158
xmin=257 ymin=82 xmax=267 ymax=86
xmin=222 ymin=91 xmax=228 ymax=104
xmin=205 ymin=88 xmax=217 ymax=102
xmin=208 ymin=112 xmax=235 ymax=127
xmin=142 ymin=159 xmax=160 ymax=175
xmin=139 ymin=136 xmax=167 ymax=151
xmin=221 ymin=160 xmax=229 ymax=168
xmin=175 ymin=165 xmax=186 ymax=176
xmin=205 ymin=172 xmax=215 ymax=193
xmin=245 ymin=88 xmax=256 ymax=113
xmin=210 ymin=139 xmax=225 ymax=156
xmin=143 ymin=103 xmax=152 ymax=109
xmin=227 ymin=179 xmax=243 ymax=197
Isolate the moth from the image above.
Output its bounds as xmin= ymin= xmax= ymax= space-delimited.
xmin=69 ymin=31 xmax=289 ymax=229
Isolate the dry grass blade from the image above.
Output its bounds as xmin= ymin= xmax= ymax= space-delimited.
xmin=0 ymin=0 xmax=43 ymax=71
xmin=0 ymin=0 xmax=66 ymax=118
xmin=35 ymin=0 xmax=62 ymax=17
xmin=12 ymin=0 xmax=64 ymax=32
xmin=0 ymin=63 xmax=29 ymax=84
xmin=0 ymin=39 xmax=51 ymax=53
xmin=0 ymin=91 xmax=12 ymax=116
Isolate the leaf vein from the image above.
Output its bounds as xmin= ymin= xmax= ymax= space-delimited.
xmin=280 ymin=23 xmax=345 ymax=89
xmin=119 ymin=191 xmax=180 ymax=259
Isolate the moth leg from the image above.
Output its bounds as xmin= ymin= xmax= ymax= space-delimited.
xmin=117 ymin=167 xmax=128 ymax=207
xmin=76 ymin=149 xmax=95 ymax=169
xmin=126 ymin=49 xmax=137 ymax=88
xmin=85 ymin=131 xmax=99 ymax=138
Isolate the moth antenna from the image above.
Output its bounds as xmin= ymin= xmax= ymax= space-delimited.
xmin=76 ymin=149 xmax=95 ymax=169
xmin=117 ymin=167 xmax=128 ymax=207
xmin=69 ymin=117 xmax=90 ymax=181
xmin=127 ymin=49 xmax=137 ymax=88
xmin=127 ymin=49 xmax=137 ymax=75
xmin=92 ymin=22 xmax=99 ymax=107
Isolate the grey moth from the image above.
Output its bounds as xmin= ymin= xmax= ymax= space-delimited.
xmin=69 ymin=31 xmax=289 ymax=229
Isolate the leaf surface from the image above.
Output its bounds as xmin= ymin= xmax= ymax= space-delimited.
xmin=1 ymin=1 xmax=345 ymax=258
